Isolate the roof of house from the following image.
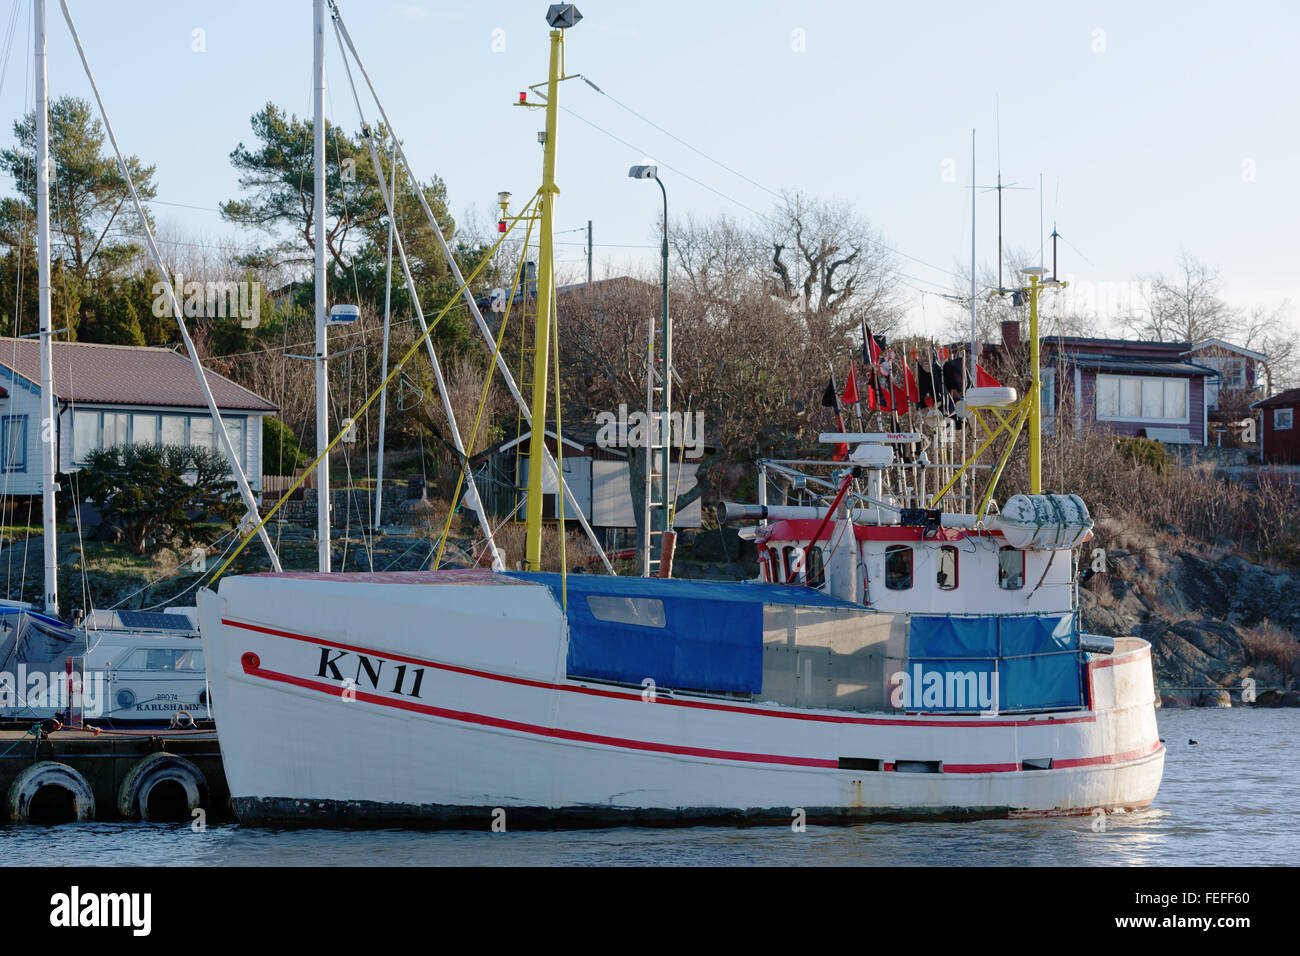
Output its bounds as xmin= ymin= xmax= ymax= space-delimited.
xmin=1251 ymin=389 xmax=1300 ymax=410
xmin=1182 ymin=338 xmax=1268 ymax=362
xmin=0 ymin=338 xmax=277 ymax=412
xmin=1059 ymin=354 xmax=1217 ymax=377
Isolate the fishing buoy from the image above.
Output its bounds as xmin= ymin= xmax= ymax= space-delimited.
xmin=6 ymin=761 xmax=96 ymax=824
xmin=117 ymin=752 xmax=208 ymax=822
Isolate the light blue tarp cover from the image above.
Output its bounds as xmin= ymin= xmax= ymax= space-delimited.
xmin=506 ymin=572 xmax=858 ymax=694
xmin=908 ymin=613 xmax=1082 ymax=712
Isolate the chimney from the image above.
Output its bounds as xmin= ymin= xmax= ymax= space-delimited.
xmin=1001 ymin=319 xmax=1022 ymax=351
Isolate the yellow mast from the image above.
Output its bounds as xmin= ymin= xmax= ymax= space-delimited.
xmin=524 ymin=9 xmax=578 ymax=570
xmin=1026 ymin=270 xmax=1044 ymax=495
xmin=1022 ymin=267 xmax=1066 ymax=495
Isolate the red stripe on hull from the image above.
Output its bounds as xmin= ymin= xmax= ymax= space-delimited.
xmin=222 ymin=617 xmax=1108 ymax=729
xmin=235 ymin=651 xmax=1163 ymax=777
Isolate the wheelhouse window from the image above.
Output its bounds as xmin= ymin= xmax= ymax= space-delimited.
xmin=998 ymin=546 xmax=1025 ymax=590
xmin=885 ymin=545 xmax=913 ymax=590
xmin=782 ymin=545 xmax=800 ymax=583
xmin=936 ymin=545 xmax=958 ymax=590
xmin=806 ymin=546 xmax=825 ymax=589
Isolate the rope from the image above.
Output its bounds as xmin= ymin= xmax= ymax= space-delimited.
xmin=432 ymin=202 xmax=538 ymax=571
xmin=0 ymin=723 xmax=41 ymax=759
xmin=209 ymin=195 xmax=538 ymax=583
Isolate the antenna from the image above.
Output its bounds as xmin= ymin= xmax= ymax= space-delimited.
xmin=977 ymin=97 xmax=1029 ymax=294
xmin=1039 ymin=172 xmax=1044 ymax=271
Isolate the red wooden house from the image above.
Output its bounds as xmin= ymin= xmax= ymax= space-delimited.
xmin=1251 ymin=389 xmax=1300 ymax=464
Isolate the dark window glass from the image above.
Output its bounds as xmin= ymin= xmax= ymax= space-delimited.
xmin=885 ymin=545 xmax=912 ymax=590
xmin=937 ymin=545 xmax=958 ymax=590
xmin=806 ymin=547 xmax=825 ymax=589
xmin=998 ymin=547 xmax=1025 ymax=590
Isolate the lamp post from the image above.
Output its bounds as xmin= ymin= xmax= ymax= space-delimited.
xmin=629 ymin=163 xmax=671 ymax=574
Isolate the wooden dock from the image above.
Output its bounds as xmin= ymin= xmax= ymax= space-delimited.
xmin=0 ymin=724 xmax=229 ymax=824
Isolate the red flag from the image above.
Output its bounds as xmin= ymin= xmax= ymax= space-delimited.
xmin=892 ymin=362 xmax=919 ymax=410
xmin=975 ymin=363 xmax=1002 ymax=388
xmin=841 ymin=363 xmax=859 ymax=407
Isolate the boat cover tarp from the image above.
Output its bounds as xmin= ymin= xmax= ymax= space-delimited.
xmin=908 ymin=613 xmax=1082 ymax=712
xmin=0 ymin=608 xmax=78 ymax=673
xmin=506 ymin=572 xmax=860 ymax=694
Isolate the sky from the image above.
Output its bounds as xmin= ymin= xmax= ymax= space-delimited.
xmin=2 ymin=0 xmax=1296 ymax=339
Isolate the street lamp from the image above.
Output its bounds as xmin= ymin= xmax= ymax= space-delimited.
xmin=629 ymin=163 xmax=671 ymax=575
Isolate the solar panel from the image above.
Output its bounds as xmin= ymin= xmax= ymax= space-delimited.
xmin=115 ymin=610 xmax=195 ymax=632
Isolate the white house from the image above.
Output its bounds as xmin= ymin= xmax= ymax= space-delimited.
xmin=0 ymin=338 xmax=277 ymax=500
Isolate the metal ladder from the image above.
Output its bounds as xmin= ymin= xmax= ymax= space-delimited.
xmin=642 ymin=320 xmax=671 ymax=577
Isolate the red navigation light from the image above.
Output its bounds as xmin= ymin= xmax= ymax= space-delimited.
xmin=498 ymin=219 xmax=507 ymax=233
xmin=518 ymin=91 xmax=527 ymax=104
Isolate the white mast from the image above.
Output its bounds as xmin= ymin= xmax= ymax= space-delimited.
xmin=312 ymin=0 xmax=330 ymax=571
xmin=970 ymin=129 xmax=977 ymax=390
xmin=374 ymin=138 xmax=396 ymax=529
xmin=56 ymin=0 xmax=281 ymax=572
xmin=35 ymin=0 xmax=57 ymax=616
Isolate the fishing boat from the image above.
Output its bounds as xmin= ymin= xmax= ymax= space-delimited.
xmin=196 ymin=2 xmax=1163 ymax=827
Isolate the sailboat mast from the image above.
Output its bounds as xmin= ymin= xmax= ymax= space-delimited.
xmin=969 ymin=129 xmax=976 ymax=392
xmin=523 ymin=25 xmax=564 ymax=571
xmin=312 ymin=0 xmax=330 ymax=572
xmin=34 ymin=0 xmax=57 ymax=616
xmin=375 ymin=138 xmax=396 ymax=530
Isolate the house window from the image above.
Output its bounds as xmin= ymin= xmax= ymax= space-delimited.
xmin=1096 ymin=374 xmax=1188 ymax=423
xmin=998 ymin=546 xmax=1025 ymax=590
xmin=1203 ymin=356 xmax=1246 ymax=389
xmin=1 ymin=415 xmax=26 ymax=472
xmin=73 ymin=409 xmax=98 ymax=463
xmin=1041 ymin=368 xmax=1056 ymax=421
xmin=70 ymin=409 xmax=250 ymax=471
xmin=132 ymin=413 xmax=159 ymax=447
xmin=1275 ymin=408 xmax=1293 ymax=431
xmin=102 ymin=411 xmax=129 ymax=447
xmin=160 ymin=414 xmax=186 ymax=447
xmin=885 ymin=545 xmax=913 ymax=590
xmin=936 ymin=545 xmax=958 ymax=590
xmin=189 ymin=415 xmax=213 ymax=451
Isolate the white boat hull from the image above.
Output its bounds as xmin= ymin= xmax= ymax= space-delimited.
xmin=198 ymin=572 xmax=1163 ymax=827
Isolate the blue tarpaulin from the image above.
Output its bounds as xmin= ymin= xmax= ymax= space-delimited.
xmin=907 ymin=613 xmax=1083 ymax=713
xmin=506 ymin=572 xmax=858 ymax=694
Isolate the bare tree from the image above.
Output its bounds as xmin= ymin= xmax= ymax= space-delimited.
xmin=765 ymin=191 xmax=902 ymax=348
xmin=1141 ymin=249 xmax=1234 ymax=343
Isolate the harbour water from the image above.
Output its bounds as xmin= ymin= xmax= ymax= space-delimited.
xmin=3 ymin=708 xmax=1295 ymax=866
